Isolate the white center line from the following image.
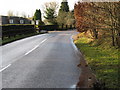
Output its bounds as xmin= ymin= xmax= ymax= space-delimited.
xmin=40 ymin=38 xmax=47 ymax=44
xmin=0 ymin=64 xmax=11 ymax=72
xmin=0 ymin=38 xmax=49 ymax=72
xmin=25 ymin=45 xmax=39 ymax=55
xmin=25 ymin=38 xmax=48 ymax=55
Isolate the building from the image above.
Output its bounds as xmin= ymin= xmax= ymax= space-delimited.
xmin=0 ymin=16 xmax=9 ymax=25
xmin=0 ymin=16 xmax=31 ymax=25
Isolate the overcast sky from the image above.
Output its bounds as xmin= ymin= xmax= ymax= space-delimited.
xmin=0 ymin=0 xmax=78 ymax=17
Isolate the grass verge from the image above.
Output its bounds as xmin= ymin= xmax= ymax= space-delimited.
xmin=74 ymin=37 xmax=119 ymax=88
xmin=0 ymin=32 xmax=45 ymax=45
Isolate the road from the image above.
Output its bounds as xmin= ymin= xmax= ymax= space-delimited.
xmin=1 ymin=30 xmax=81 ymax=88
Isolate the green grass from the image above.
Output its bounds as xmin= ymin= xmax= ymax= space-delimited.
xmin=74 ymin=37 xmax=119 ymax=88
xmin=0 ymin=32 xmax=45 ymax=45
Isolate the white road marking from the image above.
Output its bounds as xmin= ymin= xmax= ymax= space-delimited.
xmin=0 ymin=64 xmax=11 ymax=72
xmin=25 ymin=45 xmax=39 ymax=55
xmin=70 ymin=36 xmax=78 ymax=51
xmin=0 ymin=37 xmax=49 ymax=72
xmin=25 ymin=38 xmax=47 ymax=55
xmin=40 ymin=38 xmax=47 ymax=44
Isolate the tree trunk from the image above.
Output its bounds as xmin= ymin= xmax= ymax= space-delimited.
xmin=62 ymin=24 xmax=64 ymax=29
xmin=93 ymin=29 xmax=98 ymax=39
xmin=116 ymin=33 xmax=120 ymax=48
xmin=111 ymin=29 xmax=115 ymax=46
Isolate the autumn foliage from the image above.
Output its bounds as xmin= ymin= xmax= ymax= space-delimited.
xmin=74 ymin=2 xmax=90 ymax=32
xmin=74 ymin=2 xmax=120 ymax=47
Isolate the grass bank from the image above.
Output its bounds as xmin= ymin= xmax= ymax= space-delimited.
xmin=1 ymin=32 xmax=45 ymax=45
xmin=74 ymin=36 xmax=119 ymax=88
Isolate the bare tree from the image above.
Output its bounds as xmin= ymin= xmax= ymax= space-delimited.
xmin=43 ymin=2 xmax=59 ymax=24
xmin=16 ymin=12 xmax=19 ymax=16
xmin=7 ymin=10 xmax=14 ymax=16
xmin=43 ymin=2 xmax=59 ymax=12
xmin=21 ymin=12 xmax=27 ymax=18
xmin=74 ymin=2 xmax=120 ymax=47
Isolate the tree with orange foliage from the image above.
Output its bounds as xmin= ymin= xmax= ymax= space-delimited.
xmin=74 ymin=1 xmax=120 ymax=47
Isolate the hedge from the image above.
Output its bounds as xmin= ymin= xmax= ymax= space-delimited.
xmin=38 ymin=25 xmax=75 ymax=31
xmin=1 ymin=24 xmax=35 ymax=39
xmin=1 ymin=24 xmax=76 ymax=39
xmin=38 ymin=25 xmax=59 ymax=31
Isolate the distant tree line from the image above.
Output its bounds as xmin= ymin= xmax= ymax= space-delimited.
xmin=57 ymin=1 xmax=75 ymax=27
xmin=7 ymin=10 xmax=29 ymax=18
xmin=33 ymin=1 xmax=75 ymax=28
